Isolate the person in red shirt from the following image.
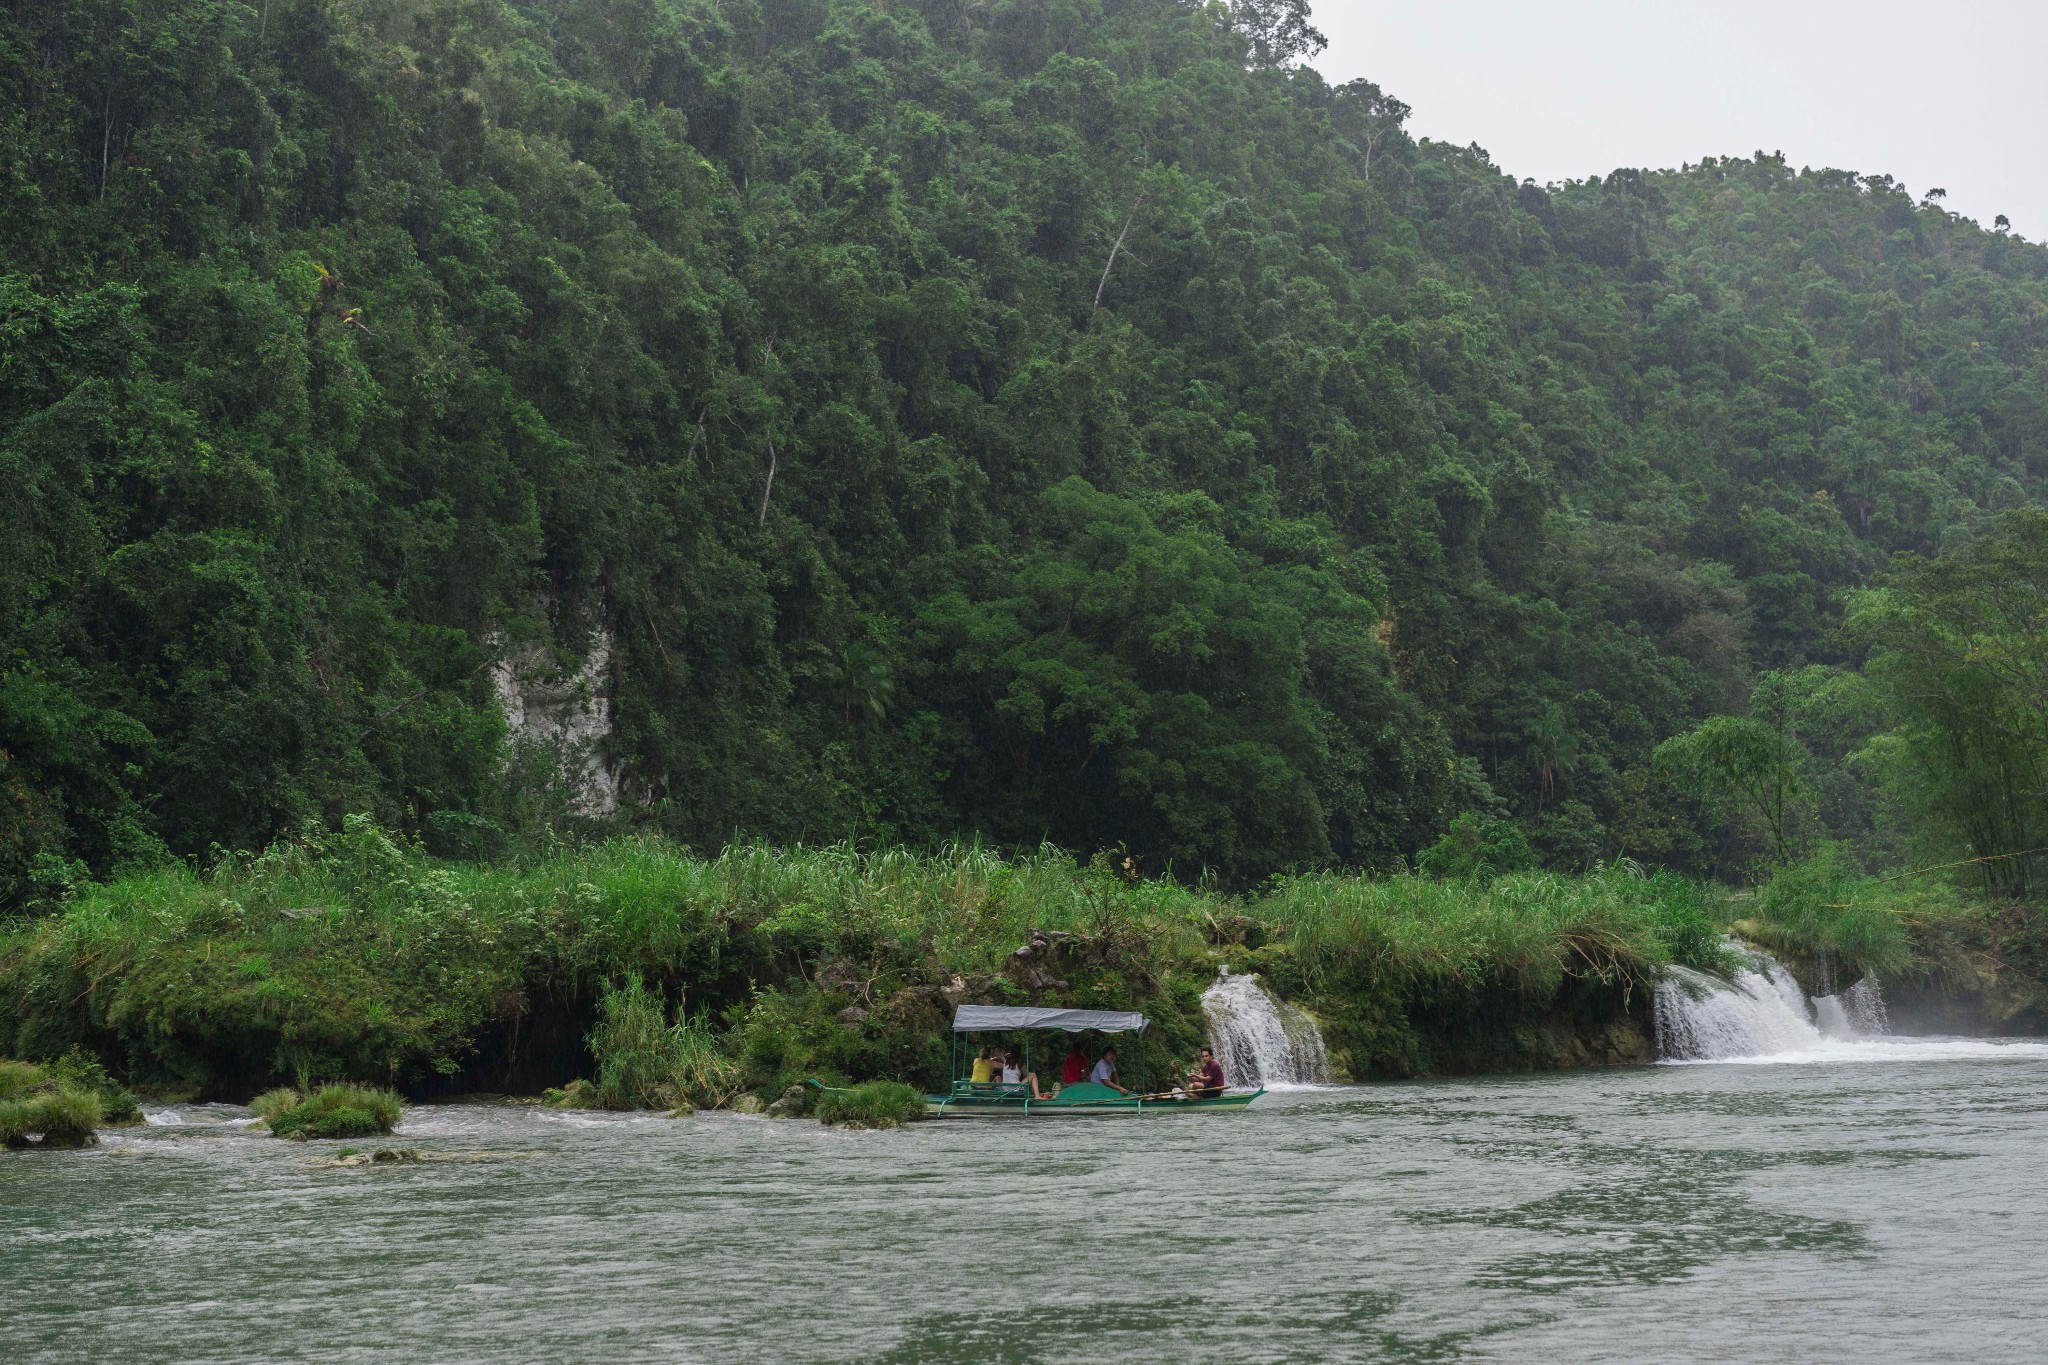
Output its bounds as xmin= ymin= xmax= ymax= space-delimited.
xmin=1060 ymin=1040 xmax=1090 ymax=1086
xmin=1187 ymin=1047 xmax=1226 ymax=1099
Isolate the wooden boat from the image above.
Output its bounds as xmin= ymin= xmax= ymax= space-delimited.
xmin=923 ymin=1004 xmax=1265 ymax=1118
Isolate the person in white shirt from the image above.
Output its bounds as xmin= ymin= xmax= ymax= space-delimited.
xmin=1002 ymin=1050 xmax=1044 ymax=1099
xmin=1088 ymin=1046 xmax=1129 ymax=1094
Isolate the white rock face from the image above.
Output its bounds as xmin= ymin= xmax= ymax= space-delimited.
xmin=490 ymin=631 xmax=621 ymax=817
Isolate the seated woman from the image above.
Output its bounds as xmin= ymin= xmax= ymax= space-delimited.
xmin=969 ymin=1047 xmax=1000 ymax=1085
xmin=1000 ymin=1050 xmax=1046 ymax=1100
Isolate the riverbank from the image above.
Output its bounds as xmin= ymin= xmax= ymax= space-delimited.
xmin=0 ymin=821 xmax=1738 ymax=1103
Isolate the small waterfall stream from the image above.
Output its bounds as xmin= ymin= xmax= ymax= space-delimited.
xmin=1201 ymin=970 xmax=1330 ymax=1087
xmin=1654 ymin=942 xmax=1892 ymax=1061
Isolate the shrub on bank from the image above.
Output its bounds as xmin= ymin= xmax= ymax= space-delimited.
xmin=0 ymin=1059 xmax=105 ymax=1148
xmin=267 ymin=1084 xmax=403 ymax=1140
xmin=812 ymin=1081 xmax=926 ymax=1129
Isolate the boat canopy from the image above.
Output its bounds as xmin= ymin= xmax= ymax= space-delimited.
xmin=951 ymin=1005 xmax=1149 ymax=1034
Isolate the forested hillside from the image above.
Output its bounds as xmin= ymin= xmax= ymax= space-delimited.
xmin=6 ymin=0 xmax=2047 ymax=903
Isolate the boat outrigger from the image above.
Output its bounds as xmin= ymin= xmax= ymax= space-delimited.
xmin=927 ymin=1004 xmax=1264 ymax=1117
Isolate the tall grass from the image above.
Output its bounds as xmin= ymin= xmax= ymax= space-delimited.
xmin=590 ymin=976 xmax=744 ymax=1111
xmin=1260 ymin=866 xmax=1726 ymax=998
xmin=1735 ymin=848 xmax=1917 ymax=981
xmin=0 ymin=821 xmax=1732 ymax=1095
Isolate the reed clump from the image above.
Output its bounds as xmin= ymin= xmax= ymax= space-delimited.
xmin=248 ymin=1087 xmax=304 ymax=1122
xmin=0 ymin=1059 xmax=106 ymax=1148
xmin=812 ymin=1080 xmax=926 ymax=1129
xmin=589 ymin=976 xmax=745 ymax=1112
xmin=267 ymin=1084 xmax=404 ymax=1140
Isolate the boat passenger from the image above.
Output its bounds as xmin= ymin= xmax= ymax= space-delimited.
xmin=1060 ymin=1041 xmax=1090 ymax=1085
xmin=1089 ymin=1046 xmax=1129 ymax=1095
xmin=1001 ymin=1050 xmax=1046 ymax=1100
xmin=1187 ymin=1047 xmax=1226 ymax=1100
xmin=969 ymin=1047 xmax=999 ymax=1085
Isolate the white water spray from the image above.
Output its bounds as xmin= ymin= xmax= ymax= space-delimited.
xmin=1201 ymin=970 xmax=1329 ymax=1087
xmin=1656 ymin=941 xmax=2048 ymax=1063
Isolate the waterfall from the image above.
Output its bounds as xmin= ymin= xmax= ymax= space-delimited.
xmin=1654 ymin=942 xmax=1893 ymax=1061
xmin=1201 ymin=970 xmax=1329 ymax=1087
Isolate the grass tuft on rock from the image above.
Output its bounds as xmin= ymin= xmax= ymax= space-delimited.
xmin=247 ymin=1087 xmax=303 ymax=1122
xmin=268 ymin=1083 xmax=403 ymax=1140
xmin=0 ymin=1060 xmax=105 ymax=1148
xmin=812 ymin=1080 xmax=926 ymax=1129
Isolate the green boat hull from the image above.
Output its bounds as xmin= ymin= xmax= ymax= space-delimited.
xmin=925 ymin=1081 xmax=1265 ymax=1118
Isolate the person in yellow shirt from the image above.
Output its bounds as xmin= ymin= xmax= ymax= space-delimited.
xmin=968 ymin=1047 xmax=999 ymax=1084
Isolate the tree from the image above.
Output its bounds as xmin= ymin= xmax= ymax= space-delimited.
xmin=1848 ymin=510 xmax=2048 ymax=893
xmin=1333 ymin=80 xmax=1411 ymax=181
xmin=1654 ymin=708 xmax=1809 ymax=867
xmin=1228 ymin=0 xmax=1327 ymax=67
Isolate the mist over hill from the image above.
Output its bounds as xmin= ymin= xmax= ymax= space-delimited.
xmin=5 ymin=0 xmax=2046 ymax=900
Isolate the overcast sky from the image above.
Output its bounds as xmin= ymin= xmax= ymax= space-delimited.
xmin=1311 ymin=1 xmax=2046 ymax=239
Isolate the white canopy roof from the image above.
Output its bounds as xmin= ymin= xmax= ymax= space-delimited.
xmin=951 ymin=1005 xmax=1149 ymax=1034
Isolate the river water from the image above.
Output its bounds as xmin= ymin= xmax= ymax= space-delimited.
xmin=7 ymin=1044 xmax=2048 ymax=1363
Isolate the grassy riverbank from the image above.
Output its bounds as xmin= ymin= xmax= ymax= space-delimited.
xmin=0 ymin=821 xmax=1738 ymax=1101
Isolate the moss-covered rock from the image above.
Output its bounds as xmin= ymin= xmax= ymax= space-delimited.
xmin=541 ymin=1079 xmax=601 ymax=1109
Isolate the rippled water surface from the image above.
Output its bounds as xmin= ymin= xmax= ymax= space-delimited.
xmin=7 ymin=1052 xmax=2048 ymax=1362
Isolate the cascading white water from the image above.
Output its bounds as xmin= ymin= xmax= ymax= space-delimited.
xmin=1201 ymin=970 xmax=1329 ymax=1087
xmin=1655 ymin=942 xmax=1897 ymax=1061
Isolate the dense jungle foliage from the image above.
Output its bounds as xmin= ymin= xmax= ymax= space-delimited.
xmin=5 ymin=0 xmax=2048 ymax=909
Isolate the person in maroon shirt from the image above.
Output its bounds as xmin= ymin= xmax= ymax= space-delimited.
xmin=1187 ymin=1047 xmax=1226 ymax=1099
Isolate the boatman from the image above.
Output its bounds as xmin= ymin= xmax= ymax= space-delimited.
xmin=1187 ymin=1047 xmax=1225 ymax=1100
xmin=1089 ymin=1046 xmax=1129 ymax=1095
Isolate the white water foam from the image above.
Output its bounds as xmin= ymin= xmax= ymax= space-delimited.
xmin=143 ymin=1110 xmax=183 ymax=1126
xmin=1655 ymin=944 xmax=2048 ymax=1065
xmin=1201 ymin=970 xmax=1330 ymax=1088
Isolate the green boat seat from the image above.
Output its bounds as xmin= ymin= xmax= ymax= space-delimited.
xmin=1046 ymin=1082 xmax=1123 ymax=1103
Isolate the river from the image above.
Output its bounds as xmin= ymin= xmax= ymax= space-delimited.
xmin=6 ymin=1040 xmax=2048 ymax=1362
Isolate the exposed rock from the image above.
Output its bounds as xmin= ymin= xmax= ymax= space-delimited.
xmin=765 ymin=1084 xmax=808 ymax=1118
xmin=836 ymin=1005 xmax=869 ymax=1027
xmin=490 ymin=630 xmax=620 ymax=817
xmin=729 ymin=1093 xmax=767 ymax=1115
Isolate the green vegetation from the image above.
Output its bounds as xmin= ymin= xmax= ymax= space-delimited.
xmin=0 ymin=828 xmax=1736 ymax=1098
xmin=4 ymin=0 xmax=2045 ymax=908
xmin=2 ymin=0 xmax=2046 ymax=1086
xmin=0 ymin=1058 xmax=106 ymax=1148
xmin=590 ymin=976 xmax=745 ymax=1111
xmin=248 ymin=1088 xmax=304 ymax=1122
xmin=267 ymin=1083 xmax=404 ymax=1140
xmin=812 ymin=1080 xmax=927 ymax=1129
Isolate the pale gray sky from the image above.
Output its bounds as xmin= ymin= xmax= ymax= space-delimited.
xmin=1313 ymin=1 xmax=2045 ymax=238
